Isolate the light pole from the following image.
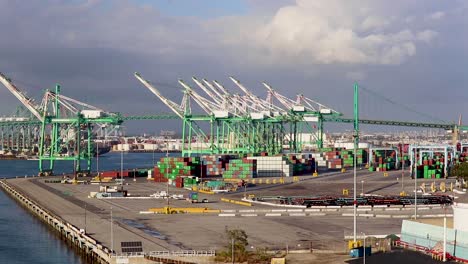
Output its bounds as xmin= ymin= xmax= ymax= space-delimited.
xmin=414 ymin=147 xmax=417 ymax=219
xmin=231 ymin=237 xmax=235 ymax=264
xmin=84 ymin=203 xmax=87 ymax=234
xmin=120 ymin=148 xmax=124 ymax=185
xmin=353 ymin=83 xmax=359 ymax=244
xmin=361 ymin=180 xmax=364 ymax=196
xmin=162 ymin=132 xmax=170 ymax=207
xmin=443 ymin=205 xmax=447 ymax=262
xmin=110 ymin=206 xmax=113 ymax=254
xmin=96 ymin=140 xmax=99 ymax=176
xmin=401 ymin=144 xmax=404 ymax=192
xmin=362 ymin=232 xmax=366 ymax=264
xmin=152 ymin=141 xmax=155 ymax=167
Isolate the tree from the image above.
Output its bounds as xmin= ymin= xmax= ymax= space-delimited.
xmin=215 ymin=228 xmax=249 ymax=263
xmin=226 ymin=228 xmax=249 ymax=260
xmin=452 ymin=162 xmax=468 ymax=182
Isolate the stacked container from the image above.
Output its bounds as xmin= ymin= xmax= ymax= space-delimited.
xmin=416 ymin=154 xmax=445 ymax=179
xmin=153 ymin=157 xmax=200 ymax=182
xmin=223 ymin=158 xmax=257 ymax=179
xmin=341 ymin=150 xmax=354 ymax=168
xmin=201 ymin=155 xmax=234 ymax=176
xmin=175 ymin=176 xmax=184 ymax=188
xmin=325 ymin=150 xmax=343 ymax=169
xmin=368 ymin=150 xmax=396 ymax=172
xmin=287 ymin=154 xmax=316 ymax=175
xmin=183 ymin=176 xmax=198 ymax=188
xmin=311 ymin=153 xmax=327 ymax=167
xmin=246 ymin=155 xmax=293 ymax=177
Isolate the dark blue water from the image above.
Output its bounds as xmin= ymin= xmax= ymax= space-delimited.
xmin=0 ymin=152 xmax=172 ymax=263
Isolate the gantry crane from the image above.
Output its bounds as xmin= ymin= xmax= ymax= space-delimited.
xmin=262 ymin=81 xmax=342 ymax=149
xmin=0 ymin=72 xmax=123 ymax=176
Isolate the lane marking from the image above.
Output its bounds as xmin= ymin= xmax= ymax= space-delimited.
xmin=265 ymin=213 xmax=282 ymax=217
xmin=219 ymin=214 xmax=236 ymax=217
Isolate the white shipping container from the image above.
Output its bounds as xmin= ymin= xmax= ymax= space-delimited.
xmin=293 ymin=105 xmax=305 ymax=112
xmin=81 ymin=110 xmax=103 ymax=119
xmin=304 ymin=116 xmax=318 ymax=122
xmin=250 ymin=112 xmax=265 ymax=120
xmin=213 ymin=110 xmax=230 ymax=118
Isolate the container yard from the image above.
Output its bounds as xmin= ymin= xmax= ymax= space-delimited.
xmin=0 ymin=164 xmax=462 ymax=263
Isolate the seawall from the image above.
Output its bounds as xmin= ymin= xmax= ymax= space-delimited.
xmin=0 ymin=180 xmax=111 ymax=264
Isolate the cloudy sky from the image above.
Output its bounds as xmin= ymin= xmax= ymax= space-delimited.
xmin=0 ymin=0 xmax=467 ymax=134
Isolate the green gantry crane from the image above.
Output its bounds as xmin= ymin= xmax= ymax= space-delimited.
xmin=0 ymin=72 xmax=123 ymax=176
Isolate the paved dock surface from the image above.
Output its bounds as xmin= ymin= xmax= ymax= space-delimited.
xmin=4 ymin=169 xmax=455 ymax=255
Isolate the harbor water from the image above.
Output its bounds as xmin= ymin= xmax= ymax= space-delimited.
xmin=0 ymin=152 xmax=171 ymax=264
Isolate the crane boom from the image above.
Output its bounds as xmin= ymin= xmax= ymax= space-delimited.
xmin=192 ymin=77 xmax=223 ymax=105
xmin=0 ymin=72 xmax=43 ymax=121
xmin=134 ymin=72 xmax=184 ymax=118
xmin=202 ymin=79 xmax=224 ymax=99
xmin=262 ymin=82 xmax=296 ymax=110
xmin=178 ymin=79 xmax=221 ymax=115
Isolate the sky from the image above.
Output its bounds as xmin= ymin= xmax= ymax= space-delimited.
xmin=0 ymin=0 xmax=467 ymax=134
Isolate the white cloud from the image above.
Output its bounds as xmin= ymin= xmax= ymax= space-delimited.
xmin=429 ymin=11 xmax=445 ymax=20
xmin=360 ymin=16 xmax=390 ymax=31
xmin=417 ymin=30 xmax=438 ymax=43
xmin=0 ymin=0 xmax=442 ymax=69
xmin=216 ymin=0 xmax=438 ymax=65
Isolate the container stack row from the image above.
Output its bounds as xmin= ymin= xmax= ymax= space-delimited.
xmin=223 ymin=158 xmax=257 ymax=179
xmin=415 ymin=154 xmax=445 ymax=179
xmin=368 ymin=150 xmax=396 ymax=172
xmin=324 ymin=150 xmax=343 ymax=169
xmin=246 ymin=156 xmax=293 ymax=177
xmin=287 ymin=154 xmax=316 ymax=175
xmin=153 ymin=157 xmax=200 ymax=182
xmin=201 ymin=155 xmax=234 ymax=176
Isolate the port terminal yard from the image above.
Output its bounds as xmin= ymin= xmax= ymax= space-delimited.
xmin=0 ymin=166 xmax=460 ymax=264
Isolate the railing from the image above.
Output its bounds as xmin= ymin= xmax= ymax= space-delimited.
xmin=147 ymin=250 xmax=216 ymax=257
xmin=112 ymin=252 xmax=145 ymax=258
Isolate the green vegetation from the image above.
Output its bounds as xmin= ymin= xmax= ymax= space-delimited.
xmin=215 ymin=228 xmax=273 ymax=263
xmin=452 ymin=162 xmax=468 ymax=181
